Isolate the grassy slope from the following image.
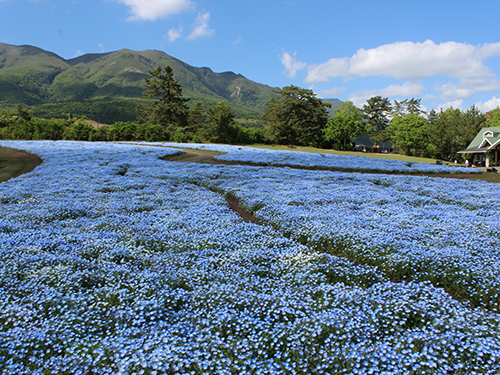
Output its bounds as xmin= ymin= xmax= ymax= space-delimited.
xmin=0 ymin=44 xmax=277 ymax=120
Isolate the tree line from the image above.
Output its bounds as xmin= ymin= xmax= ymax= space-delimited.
xmin=355 ymin=96 xmax=489 ymax=161
xmin=1 ymin=65 xmax=498 ymax=162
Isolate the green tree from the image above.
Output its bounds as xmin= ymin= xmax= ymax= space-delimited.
xmin=63 ymin=121 xmax=93 ymax=141
xmin=136 ymin=123 xmax=169 ymax=142
xmin=137 ymin=66 xmax=189 ymax=131
xmin=89 ymin=126 xmax=109 ymax=142
xmin=406 ymin=98 xmax=426 ymax=115
xmin=426 ymin=105 xmax=486 ymax=160
xmin=32 ymin=118 xmax=67 ymax=140
xmin=323 ymin=101 xmax=366 ymax=150
xmin=188 ymin=102 xmax=205 ymax=133
xmin=363 ymin=96 xmax=392 ymax=148
xmin=265 ymin=85 xmax=331 ymax=147
xmin=391 ymin=98 xmax=426 ymax=117
xmin=108 ymin=122 xmax=137 ymax=141
xmin=427 ymin=108 xmax=462 ymax=160
xmin=202 ymin=101 xmax=238 ymax=144
xmin=17 ymin=104 xmax=32 ymax=122
xmin=463 ymin=105 xmax=486 ymax=142
xmin=486 ymin=107 xmax=500 ymax=126
xmin=388 ymin=114 xmax=429 ymax=156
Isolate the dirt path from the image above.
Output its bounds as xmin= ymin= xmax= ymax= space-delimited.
xmin=161 ymin=146 xmax=500 ymax=224
xmin=0 ymin=147 xmax=43 ymax=183
xmin=161 ymin=146 xmax=495 ymax=181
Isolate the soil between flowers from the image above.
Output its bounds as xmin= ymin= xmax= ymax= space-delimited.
xmin=0 ymin=146 xmax=43 ymax=182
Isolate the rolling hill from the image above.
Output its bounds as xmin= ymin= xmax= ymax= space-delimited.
xmin=0 ymin=43 xmax=279 ymax=122
xmin=0 ymin=43 xmax=341 ymax=124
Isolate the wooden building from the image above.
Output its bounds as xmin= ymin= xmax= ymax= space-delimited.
xmin=458 ymin=126 xmax=500 ymax=167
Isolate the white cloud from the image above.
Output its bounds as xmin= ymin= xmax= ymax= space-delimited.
xmin=436 ymin=99 xmax=464 ymax=111
xmin=115 ymin=0 xmax=193 ymax=21
xmin=165 ymin=27 xmax=183 ymax=42
xmin=348 ymin=82 xmax=425 ymax=108
xmin=307 ymin=40 xmax=500 ymax=83
xmin=279 ymin=51 xmax=307 ymax=79
xmin=318 ymin=87 xmax=348 ymax=98
xmin=305 ymin=58 xmax=349 ymax=83
xmin=186 ymin=11 xmax=215 ymax=40
xmin=297 ymin=40 xmax=500 ymax=104
xmin=433 ymin=82 xmax=475 ymax=101
xmin=476 ymin=97 xmax=500 ymax=112
xmin=349 ymin=40 xmax=500 ymax=81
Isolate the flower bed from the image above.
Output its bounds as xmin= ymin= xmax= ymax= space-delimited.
xmin=203 ymin=166 xmax=500 ymax=311
xmin=149 ymin=142 xmax=481 ymax=174
xmin=0 ymin=141 xmax=498 ymax=374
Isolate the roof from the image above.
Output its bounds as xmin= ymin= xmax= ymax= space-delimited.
xmin=457 ymin=147 xmax=490 ymax=154
xmin=460 ymin=126 xmax=500 ymax=154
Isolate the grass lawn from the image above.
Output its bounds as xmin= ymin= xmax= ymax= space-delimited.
xmin=0 ymin=146 xmax=42 ymax=182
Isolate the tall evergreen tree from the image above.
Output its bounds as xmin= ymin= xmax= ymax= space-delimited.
xmin=406 ymin=98 xmax=426 ymax=115
xmin=363 ymin=96 xmax=392 ymax=147
xmin=188 ymin=102 xmax=205 ymax=133
xmin=202 ymin=101 xmax=238 ymax=144
xmin=392 ymin=98 xmax=426 ymax=117
xmin=137 ymin=66 xmax=189 ymax=131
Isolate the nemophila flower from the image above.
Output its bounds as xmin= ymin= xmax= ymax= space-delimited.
xmin=0 ymin=140 xmax=499 ymax=374
xmin=143 ymin=142 xmax=480 ymax=174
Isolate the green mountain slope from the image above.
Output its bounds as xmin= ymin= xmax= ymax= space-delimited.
xmin=0 ymin=43 xmax=278 ymax=121
xmin=0 ymin=43 xmax=69 ymax=105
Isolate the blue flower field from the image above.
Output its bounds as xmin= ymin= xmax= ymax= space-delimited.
xmin=0 ymin=141 xmax=499 ymax=374
xmin=147 ymin=143 xmax=480 ymax=174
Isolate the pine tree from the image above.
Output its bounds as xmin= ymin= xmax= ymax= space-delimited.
xmin=137 ymin=66 xmax=189 ymax=131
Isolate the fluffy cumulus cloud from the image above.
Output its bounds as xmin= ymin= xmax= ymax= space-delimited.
xmin=115 ymin=0 xmax=193 ymax=21
xmin=433 ymin=82 xmax=476 ymax=101
xmin=301 ymin=40 xmax=500 ymax=84
xmin=283 ymin=40 xmax=500 ymax=107
xmin=476 ymin=97 xmax=500 ymax=112
xmin=186 ymin=11 xmax=215 ymax=40
xmin=437 ymin=99 xmax=465 ymax=111
xmin=305 ymin=58 xmax=349 ymax=83
xmin=348 ymin=82 xmax=426 ymax=107
xmin=279 ymin=51 xmax=307 ymax=79
xmin=349 ymin=40 xmax=500 ymax=80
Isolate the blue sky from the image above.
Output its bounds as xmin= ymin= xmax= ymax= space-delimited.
xmin=2 ymin=0 xmax=500 ymax=112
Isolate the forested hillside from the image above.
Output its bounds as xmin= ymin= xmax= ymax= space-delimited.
xmin=0 ymin=43 xmax=278 ymax=122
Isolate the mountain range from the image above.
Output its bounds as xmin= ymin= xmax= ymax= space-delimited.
xmin=0 ymin=42 xmax=340 ymax=123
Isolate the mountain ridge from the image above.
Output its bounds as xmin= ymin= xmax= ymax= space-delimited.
xmin=0 ymin=42 xmax=341 ymax=123
xmin=0 ymin=42 xmax=276 ymax=110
